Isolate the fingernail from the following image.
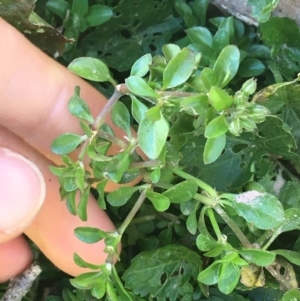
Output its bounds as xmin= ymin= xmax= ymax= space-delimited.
xmin=0 ymin=148 xmax=46 ymax=234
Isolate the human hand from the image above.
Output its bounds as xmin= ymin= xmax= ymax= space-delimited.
xmin=0 ymin=18 xmax=131 ymax=282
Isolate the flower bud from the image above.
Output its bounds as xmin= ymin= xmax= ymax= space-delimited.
xmin=240 ymin=117 xmax=257 ymax=132
xmin=241 ymin=78 xmax=257 ymax=96
xmin=228 ymin=118 xmax=241 ymax=136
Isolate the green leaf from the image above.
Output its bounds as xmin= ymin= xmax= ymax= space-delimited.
xmin=68 ymin=57 xmax=113 ymax=83
xmin=49 ymin=165 xmax=72 ymax=177
xmin=213 ymin=45 xmax=240 ymax=88
xmin=238 ymin=249 xmax=275 ymax=266
xmin=175 ymin=0 xmax=197 ymax=28
xmin=51 ymin=133 xmax=86 ymax=155
xmin=196 ymin=234 xmax=217 ymax=252
xmin=162 ymin=44 xmax=181 ymax=61
xmin=138 ymin=115 xmax=169 ymax=160
xmin=185 ymin=27 xmax=213 ymax=51
xmin=233 ymin=191 xmax=284 ymax=230
xmin=260 ymin=17 xmax=300 ymax=79
xmin=77 ymin=187 xmax=90 ymax=221
xmin=74 ymin=226 xmax=109 ymax=244
xmin=74 ymin=167 xmax=85 ymax=193
xmin=180 ymin=94 xmax=209 ymax=115
xmin=205 ymin=115 xmax=229 ymax=138
xmin=208 ymin=86 xmax=234 ymax=111
xmin=87 ymin=144 xmax=113 ymax=162
xmin=130 ymin=53 xmax=152 ymax=77
xmin=213 ymin=29 xmax=229 ymax=54
xmin=203 ymin=134 xmax=226 ymax=164
xmin=123 ymin=245 xmax=202 ymax=301
xmin=71 ymin=0 xmax=88 ymax=16
xmin=247 ymin=0 xmax=280 ymax=22
xmin=70 ymin=271 xmax=101 ymax=289
xmin=46 ymin=0 xmax=70 ymax=19
xmin=85 ymin=5 xmax=113 ymax=27
xmin=273 ymin=250 xmax=300 ymax=266
xmin=238 ymin=59 xmax=265 ymax=77
xmin=73 ymin=253 xmax=102 ymax=269
xmin=81 ymin=0 xmax=180 ymax=72
xmin=146 ymin=106 xmax=162 ymax=122
xmin=66 ymin=191 xmax=77 ymax=215
xmin=107 ymin=151 xmax=131 ymax=183
xmin=62 ymin=288 xmax=81 ymax=301
xmin=162 ymin=180 xmax=198 ymax=203
xmin=218 ymin=263 xmax=240 ymax=295
xmin=280 ymin=289 xmax=300 ymax=301
xmin=198 ymin=68 xmax=218 ymax=92
xmin=186 ymin=207 xmax=198 ymax=235
xmin=131 ymin=95 xmax=148 ymax=123
xmin=146 ymin=190 xmax=170 ymax=212
xmin=162 ymin=47 xmax=196 ymax=89
xmin=126 ymin=76 xmax=159 ymax=99
xmin=107 ymin=186 xmax=140 ymax=207
xmin=197 ymin=262 xmax=219 ymax=285
xmin=276 ymin=208 xmax=300 ymax=233
xmin=111 ymin=102 xmax=131 ymax=137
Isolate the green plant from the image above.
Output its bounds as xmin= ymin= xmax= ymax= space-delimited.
xmin=49 ymin=10 xmax=300 ymax=301
xmin=4 ymin=0 xmax=300 ymax=300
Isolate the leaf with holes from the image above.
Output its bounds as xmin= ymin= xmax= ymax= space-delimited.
xmin=123 ymin=245 xmax=202 ymax=301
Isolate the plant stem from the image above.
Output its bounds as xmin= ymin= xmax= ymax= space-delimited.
xmin=256 ymin=230 xmax=273 ymax=247
xmin=194 ymin=193 xmax=215 ymax=206
xmin=173 ymin=169 xmax=217 ymax=197
xmin=262 ymin=230 xmax=280 ymax=250
xmin=214 ymin=204 xmax=252 ymax=248
xmin=207 ymin=208 xmax=223 ymax=241
xmin=159 ymin=91 xmax=197 ymax=97
xmin=265 ymin=265 xmax=293 ymax=291
xmin=129 ymin=160 xmax=161 ymax=169
xmin=117 ymin=83 xmax=197 ymax=98
xmin=118 ymin=190 xmax=147 ymax=235
xmin=92 ymin=87 xmax=123 ymax=131
xmin=130 ymin=215 xmax=157 ymax=225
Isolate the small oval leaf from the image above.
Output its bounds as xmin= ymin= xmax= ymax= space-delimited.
xmin=125 ymin=76 xmax=159 ymax=99
xmin=74 ymin=227 xmax=109 ymax=244
xmin=239 ymin=249 xmax=275 ymax=266
xmin=203 ymin=134 xmax=226 ymax=164
xmin=51 ymin=133 xmax=86 ymax=155
xmin=68 ymin=57 xmax=112 ymax=82
xmin=163 ymin=47 xmax=196 ymax=89
xmin=146 ymin=190 xmax=170 ymax=211
xmin=208 ymin=86 xmax=234 ymax=111
xmin=205 ymin=115 xmax=229 ymax=138
xmin=213 ymin=45 xmax=240 ymax=88
xmin=138 ymin=114 xmax=169 ymax=160
xmin=233 ymin=191 xmax=285 ymax=230
xmin=130 ymin=53 xmax=152 ymax=77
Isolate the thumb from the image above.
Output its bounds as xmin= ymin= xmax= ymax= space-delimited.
xmin=0 ymin=147 xmax=46 ymax=242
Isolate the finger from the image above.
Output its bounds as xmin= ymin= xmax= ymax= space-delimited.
xmin=0 ymin=147 xmax=45 ymax=242
xmin=0 ymin=126 xmax=118 ymax=276
xmin=0 ymin=18 xmax=139 ymax=191
xmin=0 ymin=237 xmax=32 ymax=282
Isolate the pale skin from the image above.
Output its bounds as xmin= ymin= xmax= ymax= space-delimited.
xmin=0 ymin=18 xmax=137 ymax=282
